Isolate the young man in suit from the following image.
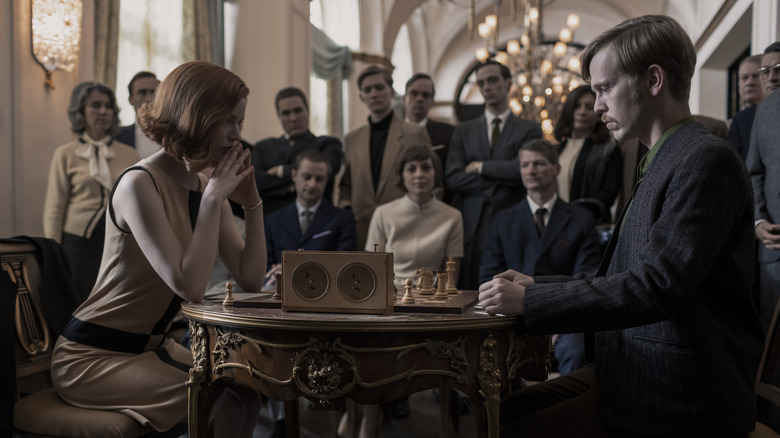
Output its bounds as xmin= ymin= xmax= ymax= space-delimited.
xmin=114 ymin=71 xmax=160 ymax=158
xmin=747 ymin=41 xmax=780 ymax=333
xmin=479 ymin=15 xmax=763 ymax=437
xmin=252 ymin=87 xmax=343 ymax=214
xmin=265 ymin=150 xmax=357 ymax=281
xmin=445 ymin=60 xmax=543 ymax=289
xmin=338 ymin=65 xmax=431 ymax=249
xmin=479 ymin=139 xmax=600 ymax=376
xmin=403 ymin=73 xmax=454 ymax=175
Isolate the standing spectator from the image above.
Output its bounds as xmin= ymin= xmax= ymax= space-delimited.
xmin=729 ymin=54 xmax=767 ymax=160
xmin=43 ymin=81 xmax=139 ymax=300
xmin=338 ymin=65 xmax=431 ymax=249
xmin=253 ymin=87 xmax=342 ymax=214
xmin=554 ymin=85 xmax=622 ymax=224
xmin=445 ymin=60 xmax=542 ymax=289
xmin=115 ymin=71 xmax=161 ymax=158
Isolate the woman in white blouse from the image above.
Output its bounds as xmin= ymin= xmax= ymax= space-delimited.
xmin=43 ymin=81 xmax=138 ymax=300
xmin=365 ymin=145 xmax=464 ymax=288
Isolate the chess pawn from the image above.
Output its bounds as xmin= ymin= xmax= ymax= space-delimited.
xmin=222 ymin=281 xmax=234 ymax=306
xmin=271 ymin=273 xmax=282 ymax=300
xmin=401 ymin=278 xmax=415 ymax=304
xmin=418 ymin=267 xmax=434 ymax=295
xmin=445 ymin=256 xmax=458 ymax=294
xmin=434 ymin=271 xmax=448 ymax=300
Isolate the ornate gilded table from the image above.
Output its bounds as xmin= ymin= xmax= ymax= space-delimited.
xmin=182 ymin=295 xmax=550 ymax=438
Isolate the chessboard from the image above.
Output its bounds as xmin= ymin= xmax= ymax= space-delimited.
xmin=233 ymin=289 xmax=478 ymax=314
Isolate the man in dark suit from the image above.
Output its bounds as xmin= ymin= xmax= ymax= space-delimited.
xmin=479 ymin=15 xmax=763 ymax=437
xmin=403 ymin=73 xmax=455 ymax=173
xmin=480 ymin=139 xmax=600 ymax=375
xmin=265 ymin=150 xmax=357 ymax=280
xmin=338 ymin=65 xmax=431 ymax=249
xmin=253 ymin=87 xmax=343 ymax=214
xmin=747 ymin=49 xmax=780 ymax=332
xmin=729 ymin=48 xmax=775 ymax=161
xmin=445 ymin=60 xmax=543 ymax=290
xmin=114 ymin=71 xmax=160 ymax=158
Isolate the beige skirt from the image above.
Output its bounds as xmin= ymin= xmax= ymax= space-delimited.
xmin=51 ymin=335 xmax=193 ymax=431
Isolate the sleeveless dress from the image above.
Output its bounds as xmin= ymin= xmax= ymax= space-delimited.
xmin=51 ymin=159 xmax=205 ymax=431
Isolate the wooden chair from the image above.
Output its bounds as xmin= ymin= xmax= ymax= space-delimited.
xmin=750 ymin=296 xmax=780 ymax=437
xmin=1 ymin=238 xmax=186 ymax=438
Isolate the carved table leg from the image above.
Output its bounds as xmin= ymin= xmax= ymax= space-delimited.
xmin=477 ymin=334 xmax=502 ymax=438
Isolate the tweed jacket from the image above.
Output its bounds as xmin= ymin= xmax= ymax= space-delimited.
xmin=747 ymin=90 xmax=780 ymax=263
xmin=478 ymin=198 xmax=600 ymax=283
xmin=525 ymin=122 xmax=763 ymax=436
xmin=337 ymin=115 xmax=431 ymax=249
xmin=445 ymin=114 xmax=542 ymax=243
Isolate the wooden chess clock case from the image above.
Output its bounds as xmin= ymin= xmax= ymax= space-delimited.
xmin=281 ymin=250 xmax=394 ymax=315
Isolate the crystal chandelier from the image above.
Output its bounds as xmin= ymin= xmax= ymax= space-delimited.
xmin=473 ymin=0 xmax=583 ymax=135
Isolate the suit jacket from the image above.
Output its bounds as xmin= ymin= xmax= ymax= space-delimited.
xmin=265 ymin=199 xmax=357 ymax=269
xmin=338 ymin=115 xmax=431 ymax=249
xmin=115 ymin=124 xmax=135 ymax=148
xmin=747 ymin=90 xmax=780 ymax=263
xmin=445 ymin=114 xmax=542 ymax=243
xmin=526 ymin=123 xmax=762 ymax=436
xmin=252 ymin=131 xmax=342 ymax=214
xmin=426 ymin=119 xmax=455 ymax=169
xmin=478 ymin=198 xmax=600 ymax=283
xmin=729 ymin=104 xmax=758 ymax=161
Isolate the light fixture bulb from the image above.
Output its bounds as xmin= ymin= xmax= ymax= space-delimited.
xmin=507 ymin=40 xmax=521 ymax=55
xmin=567 ymin=14 xmax=580 ymax=30
xmin=559 ymin=28 xmax=572 ymax=43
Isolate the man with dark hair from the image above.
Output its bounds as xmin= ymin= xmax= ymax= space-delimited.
xmin=403 ymin=73 xmax=455 ymax=181
xmin=747 ymin=41 xmax=780 ymax=333
xmin=479 ymin=139 xmax=600 ymax=376
xmin=445 ymin=59 xmax=543 ymax=289
xmin=479 ymin=15 xmax=762 ymax=437
xmin=730 ymin=47 xmax=777 ymax=161
xmin=338 ymin=65 xmax=431 ymax=249
xmin=252 ymin=86 xmax=343 ymax=214
xmin=115 ymin=71 xmax=160 ymax=158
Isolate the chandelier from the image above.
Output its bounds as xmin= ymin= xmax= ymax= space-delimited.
xmin=472 ymin=0 xmax=583 ymax=135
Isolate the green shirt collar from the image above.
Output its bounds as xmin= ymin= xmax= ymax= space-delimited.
xmin=636 ymin=116 xmax=696 ymax=182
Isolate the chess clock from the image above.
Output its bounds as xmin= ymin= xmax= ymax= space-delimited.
xmin=281 ymin=250 xmax=394 ymax=315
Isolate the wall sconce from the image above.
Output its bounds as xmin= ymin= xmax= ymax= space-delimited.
xmin=31 ymin=0 xmax=83 ymax=89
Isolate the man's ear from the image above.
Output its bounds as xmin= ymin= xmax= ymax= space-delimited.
xmin=554 ymin=163 xmax=561 ymax=175
xmin=646 ymin=64 xmax=664 ymax=97
xmin=291 ymin=169 xmax=297 ymax=180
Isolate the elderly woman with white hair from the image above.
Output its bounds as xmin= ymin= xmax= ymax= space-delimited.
xmin=43 ymin=81 xmax=138 ymax=300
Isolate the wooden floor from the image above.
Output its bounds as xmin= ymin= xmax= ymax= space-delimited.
xmin=251 ymin=390 xmax=478 ymax=438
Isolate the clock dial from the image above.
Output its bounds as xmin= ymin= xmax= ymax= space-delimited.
xmin=291 ymin=262 xmax=329 ymax=300
xmin=338 ymin=263 xmax=376 ymax=302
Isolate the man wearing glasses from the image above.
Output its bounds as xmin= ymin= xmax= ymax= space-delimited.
xmin=747 ymin=41 xmax=780 ymax=333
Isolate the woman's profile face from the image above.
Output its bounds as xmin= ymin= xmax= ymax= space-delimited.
xmin=402 ymin=158 xmax=435 ymax=197
xmin=209 ymin=97 xmax=247 ymax=163
xmin=83 ymin=91 xmax=114 ymax=139
xmin=571 ymin=92 xmax=599 ymax=137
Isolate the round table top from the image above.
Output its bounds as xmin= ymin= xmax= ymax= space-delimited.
xmin=182 ymin=293 xmax=523 ymax=333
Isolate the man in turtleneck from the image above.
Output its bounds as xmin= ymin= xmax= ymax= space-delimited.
xmin=338 ymin=65 xmax=431 ymax=249
xmin=252 ymin=87 xmax=343 ymax=214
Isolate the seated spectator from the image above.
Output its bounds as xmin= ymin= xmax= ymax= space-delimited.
xmin=554 ymin=85 xmax=622 ymax=224
xmin=43 ymin=81 xmax=139 ymax=301
xmin=479 ymin=139 xmax=600 ymax=375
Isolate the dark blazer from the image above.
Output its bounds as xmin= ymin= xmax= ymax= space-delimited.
xmin=747 ymin=89 xmax=780 ymax=263
xmin=265 ymin=199 xmax=357 ymax=269
xmin=426 ymin=119 xmax=455 ymax=169
xmin=445 ymin=114 xmax=542 ymax=244
xmin=525 ymin=123 xmax=763 ymax=436
xmin=478 ymin=198 xmax=600 ymax=283
xmin=338 ymin=115 xmax=431 ymax=249
xmin=729 ymin=104 xmax=757 ymax=161
xmin=252 ymin=131 xmax=342 ymax=214
xmin=115 ymin=124 xmax=135 ymax=148
xmin=558 ymin=138 xmax=622 ymax=223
